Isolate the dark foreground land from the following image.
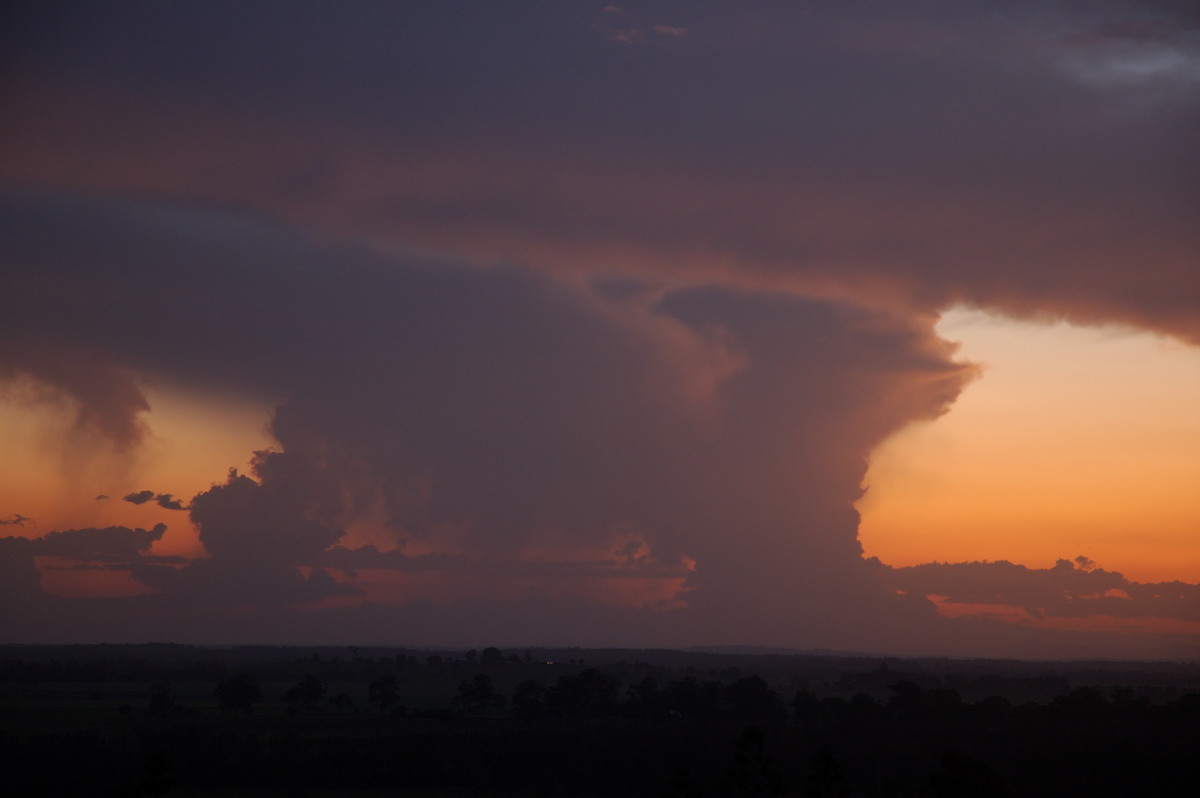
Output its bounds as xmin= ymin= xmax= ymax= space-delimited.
xmin=2 ymin=644 xmax=1198 ymax=797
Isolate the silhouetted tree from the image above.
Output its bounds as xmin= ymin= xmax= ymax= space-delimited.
xmin=804 ymin=749 xmax=849 ymax=798
xmin=140 ymin=748 xmax=173 ymax=795
xmin=512 ymin=679 xmax=547 ymax=719
xmin=1050 ymin=686 xmax=1108 ymax=719
xmin=930 ymin=751 xmax=1001 ymax=797
xmin=726 ymin=675 xmax=788 ymax=724
xmin=664 ymin=765 xmax=704 ymax=798
xmin=663 ymin=677 xmax=725 ymax=721
xmin=215 ymin=673 xmax=260 ymax=714
xmin=368 ymin=674 xmax=400 ymax=714
xmin=283 ymin=674 xmax=326 ymax=714
xmin=148 ymin=682 xmax=176 ymax=719
xmin=626 ymin=676 xmax=661 ymax=719
xmin=480 ymin=646 xmax=504 ymax=667
xmin=454 ymin=673 xmax=505 ymax=715
xmin=792 ymin=688 xmax=820 ymax=725
xmin=720 ymin=725 xmax=787 ymax=796
xmin=548 ymin=668 xmax=620 ymax=718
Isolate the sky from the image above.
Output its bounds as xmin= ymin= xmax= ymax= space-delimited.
xmin=1 ymin=1 xmax=1198 ymax=658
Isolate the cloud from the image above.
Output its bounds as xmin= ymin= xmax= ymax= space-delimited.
xmin=14 ymin=523 xmax=167 ymax=561
xmin=0 ymin=514 xmax=33 ymax=526
xmin=0 ymin=542 xmax=47 ymax=612
xmin=0 ymin=340 xmax=149 ymax=447
xmin=652 ymin=25 xmax=686 ymax=38
xmin=124 ymin=491 xmax=186 ymax=510
xmin=131 ymin=558 xmax=362 ymax=608
xmin=154 ymin=494 xmax=185 ymax=510
xmin=0 ymin=1 xmax=1196 ymax=654
xmin=3 ymin=3 xmax=1195 ymax=342
xmin=884 ymin=558 xmax=1200 ymax=623
xmin=0 ymin=191 xmax=977 ymax=648
xmin=190 ymin=467 xmax=342 ymax=564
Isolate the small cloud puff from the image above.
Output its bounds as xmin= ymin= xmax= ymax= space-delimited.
xmin=123 ymin=490 xmax=187 ymax=510
xmin=154 ymin=494 xmax=186 ymax=511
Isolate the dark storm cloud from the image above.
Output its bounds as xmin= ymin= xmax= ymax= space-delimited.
xmin=1 ymin=1 xmax=1195 ymax=339
xmin=0 ymin=191 xmax=971 ymax=648
xmin=190 ymin=468 xmax=342 ymax=565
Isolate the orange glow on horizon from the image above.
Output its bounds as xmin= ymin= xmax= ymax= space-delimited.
xmin=858 ymin=309 xmax=1200 ymax=584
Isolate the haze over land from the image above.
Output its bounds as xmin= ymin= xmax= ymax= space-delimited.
xmin=1 ymin=1 xmax=1198 ymax=658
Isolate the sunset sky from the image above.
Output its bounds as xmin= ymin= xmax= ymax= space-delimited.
xmin=2 ymin=1 xmax=1198 ymax=658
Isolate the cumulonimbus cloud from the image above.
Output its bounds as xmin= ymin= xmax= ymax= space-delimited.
xmin=0 ymin=192 xmax=974 ymax=649
xmin=0 ymin=1 xmax=1196 ymax=654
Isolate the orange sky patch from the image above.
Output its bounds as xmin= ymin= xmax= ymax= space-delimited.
xmin=0 ymin=376 xmax=274 ymax=558
xmin=858 ymin=309 xmax=1200 ymax=584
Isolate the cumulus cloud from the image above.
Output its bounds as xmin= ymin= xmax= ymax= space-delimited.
xmin=122 ymin=491 xmax=186 ymax=510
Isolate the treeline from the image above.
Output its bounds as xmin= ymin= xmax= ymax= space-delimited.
xmin=2 ymin=645 xmax=1199 ymax=796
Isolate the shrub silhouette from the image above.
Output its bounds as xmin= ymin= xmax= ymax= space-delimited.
xmin=215 ymin=673 xmax=260 ymax=714
xmin=283 ymin=674 xmax=326 ymax=714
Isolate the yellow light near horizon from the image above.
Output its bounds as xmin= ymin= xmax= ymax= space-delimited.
xmin=857 ymin=309 xmax=1200 ymax=584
